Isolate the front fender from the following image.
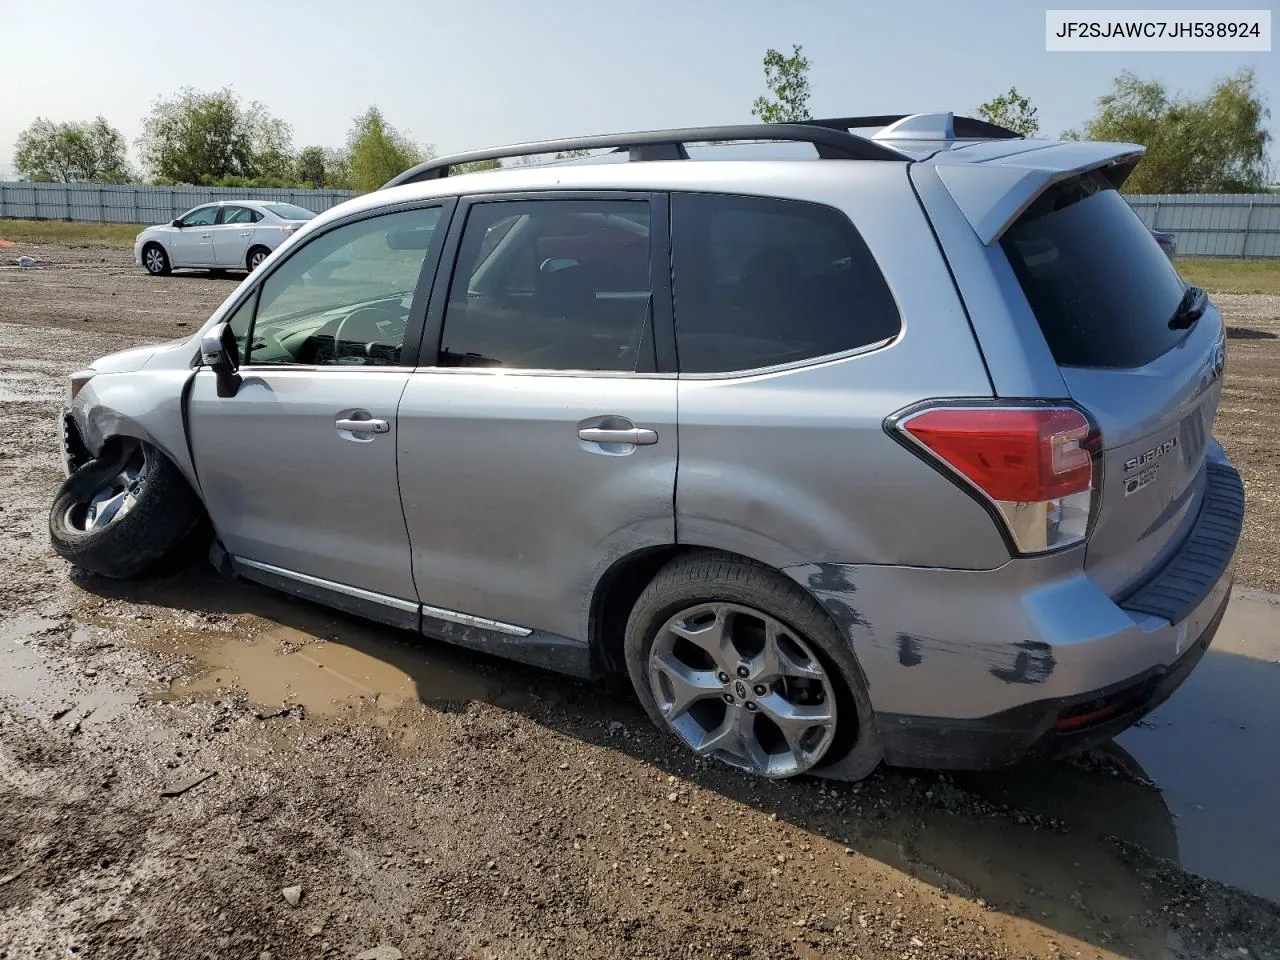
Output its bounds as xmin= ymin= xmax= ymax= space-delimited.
xmin=70 ymin=368 xmax=200 ymax=493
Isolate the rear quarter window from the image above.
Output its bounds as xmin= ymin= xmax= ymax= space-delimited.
xmin=670 ymin=193 xmax=901 ymax=374
xmin=1000 ymin=175 xmax=1187 ymax=368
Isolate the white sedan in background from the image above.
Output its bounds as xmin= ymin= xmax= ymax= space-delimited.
xmin=134 ymin=200 xmax=316 ymax=275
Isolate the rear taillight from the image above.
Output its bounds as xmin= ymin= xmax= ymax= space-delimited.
xmin=893 ymin=404 xmax=1098 ymax=555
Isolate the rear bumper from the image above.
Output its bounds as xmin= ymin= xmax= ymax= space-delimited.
xmin=788 ymin=445 xmax=1244 ymax=771
xmin=875 ymin=583 xmax=1230 ymax=769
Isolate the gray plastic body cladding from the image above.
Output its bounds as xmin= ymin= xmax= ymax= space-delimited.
xmin=907 ymin=164 xmax=1069 ymax=399
xmin=676 ymin=166 xmax=1006 ymax=571
xmin=785 ymin=443 xmax=1239 ymax=721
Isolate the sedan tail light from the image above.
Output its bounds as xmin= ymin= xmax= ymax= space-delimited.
xmin=891 ymin=404 xmax=1099 ymax=554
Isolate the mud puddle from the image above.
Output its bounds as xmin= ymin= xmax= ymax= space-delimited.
xmin=78 ymin=573 xmax=542 ymax=719
xmin=957 ymin=591 xmax=1280 ymax=905
xmin=0 ymin=614 xmax=137 ymax=734
xmin=1117 ymin=590 xmax=1280 ymax=902
xmin=165 ymin=623 xmax=500 ymax=716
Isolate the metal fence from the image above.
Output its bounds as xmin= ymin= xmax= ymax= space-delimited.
xmin=2 ymin=181 xmax=1279 ymax=257
xmin=1126 ymin=193 xmax=1280 ymax=258
xmin=0 ymin=182 xmax=356 ymax=224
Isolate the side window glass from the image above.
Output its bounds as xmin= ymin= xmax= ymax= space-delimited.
xmin=245 ymin=206 xmax=442 ymax=367
xmin=439 ymin=199 xmax=652 ymax=372
xmin=223 ymin=290 xmax=258 ymax=365
xmin=222 ymin=206 xmax=254 ymax=225
xmin=670 ymin=194 xmax=901 ymax=374
xmin=181 ymin=207 xmax=218 ymax=228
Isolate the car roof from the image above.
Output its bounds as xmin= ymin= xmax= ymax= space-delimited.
xmin=309 ymin=113 xmax=1144 ymax=248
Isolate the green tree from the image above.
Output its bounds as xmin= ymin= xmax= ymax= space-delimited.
xmin=138 ymin=87 xmax=296 ymax=185
xmin=346 ymin=107 xmax=428 ymax=192
xmin=13 ymin=116 xmax=131 ymax=183
xmin=1065 ymin=69 xmax=1271 ymax=193
xmin=975 ymin=87 xmax=1040 ymax=137
xmin=295 ymin=145 xmax=328 ymax=187
xmin=453 ymin=158 xmax=503 ymax=174
xmin=322 ymin=148 xmax=353 ymax=189
xmin=751 ymin=45 xmax=811 ymax=123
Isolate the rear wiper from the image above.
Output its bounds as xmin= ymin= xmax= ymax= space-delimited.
xmin=1168 ymin=285 xmax=1207 ymax=330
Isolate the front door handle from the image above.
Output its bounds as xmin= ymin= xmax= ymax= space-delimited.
xmin=336 ymin=417 xmax=389 ymax=434
xmin=577 ymin=426 xmax=658 ymax=446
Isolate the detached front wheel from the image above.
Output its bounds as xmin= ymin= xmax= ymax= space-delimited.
xmin=50 ymin=440 xmax=201 ymax=579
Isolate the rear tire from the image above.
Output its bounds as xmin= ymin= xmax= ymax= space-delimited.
xmin=624 ymin=552 xmax=882 ymax=780
xmin=49 ymin=440 xmax=202 ymax=580
xmin=246 ymin=246 xmax=271 ymax=272
xmin=142 ymin=243 xmax=170 ymax=276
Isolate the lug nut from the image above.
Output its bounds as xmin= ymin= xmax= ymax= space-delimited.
xmin=716 ymin=672 xmax=729 ymax=684
xmin=753 ymin=684 xmax=767 ymax=697
xmin=722 ymin=693 xmax=735 ymax=704
xmin=736 ymin=666 xmax=749 ymax=679
xmin=745 ymin=702 xmax=758 ymax=712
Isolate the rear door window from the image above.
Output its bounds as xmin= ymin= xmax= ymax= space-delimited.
xmin=1000 ymin=174 xmax=1187 ymax=368
xmin=670 ymin=193 xmax=901 ymax=374
xmin=438 ymin=198 xmax=653 ymax=372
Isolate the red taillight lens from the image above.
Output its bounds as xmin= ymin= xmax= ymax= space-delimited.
xmin=903 ymin=407 xmax=1092 ymax=501
xmin=897 ymin=405 xmax=1097 ymax=554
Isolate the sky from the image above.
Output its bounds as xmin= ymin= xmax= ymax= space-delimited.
xmin=0 ymin=0 xmax=1275 ymax=179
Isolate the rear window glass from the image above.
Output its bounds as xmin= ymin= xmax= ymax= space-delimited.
xmin=670 ymin=193 xmax=901 ymax=374
xmin=263 ymin=203 xmax=316 ymax=221
xmin=1000 ymin=174 xmax=1187 ymax=368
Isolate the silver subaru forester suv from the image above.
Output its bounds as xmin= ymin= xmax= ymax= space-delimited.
xmin=52 ymin=113 xmax=1243 ymax=781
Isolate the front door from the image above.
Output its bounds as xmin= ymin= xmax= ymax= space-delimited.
xmin=213 ymin=204 xmax=259 ymax=267
xmin=187 ymin=203 xmax=452 ymax=620
xmin=398 ymin=194 xmax=677 ymax=646
xmin=171 ymin=205 xmax=219 ymax=266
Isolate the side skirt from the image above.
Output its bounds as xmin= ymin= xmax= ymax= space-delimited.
xmin=228 ymin=556 xmax=595 ymax=678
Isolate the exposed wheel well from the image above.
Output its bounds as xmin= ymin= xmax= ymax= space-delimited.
xmin=589 ymin=545 xmax=843 ymax=677
xmin=590 ymin=546 xmax=690 ymax=675
xmin=246 ymin=244 xmax=271 ymax=269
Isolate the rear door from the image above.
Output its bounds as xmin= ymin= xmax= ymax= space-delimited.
xmin=999 ymin=175 xmax=1226 ymax=596
xmin=214 ymin=205 xmax=260 ymax=267
xmin=396 ymin=192 xmax=677 ymax=646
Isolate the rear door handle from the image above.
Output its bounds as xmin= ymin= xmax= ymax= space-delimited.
xmin=577 ymin=427 xmax=658 ymax=446
xmin=336 ymin=417 xmax=389 ymax=434
xmin=239 ymin=231 xmax=252 ymax=238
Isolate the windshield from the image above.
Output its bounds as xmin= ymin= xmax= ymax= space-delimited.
xmin=263 ymin=203 xmax=317 ymax=221
xmin=1000 ymin=173 xmax=1187 ymax=369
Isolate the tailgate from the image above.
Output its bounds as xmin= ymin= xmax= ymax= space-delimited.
xmin=997 ymin=171 xmax=1228 ymax=598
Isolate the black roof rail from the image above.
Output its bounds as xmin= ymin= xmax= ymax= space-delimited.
xmin=802 ymin=114 xmax=1023 ymax=140
xmin=382 ymin=122 xmax=909 ymax=189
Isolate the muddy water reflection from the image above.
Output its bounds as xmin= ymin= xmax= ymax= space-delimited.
xmin=1118 ymin=591 xmax=1280 ymax=902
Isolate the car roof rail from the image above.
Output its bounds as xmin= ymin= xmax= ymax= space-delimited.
xmin=803 ymin=113 xmax=1024 ymax=141
xmin=382 ymin=122 xmax=911 ymax=188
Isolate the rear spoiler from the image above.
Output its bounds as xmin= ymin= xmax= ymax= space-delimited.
xmin=930 ymin=140 xmax=1145 ymax=245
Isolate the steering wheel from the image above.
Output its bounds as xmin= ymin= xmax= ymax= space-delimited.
xmin=332 ymin=306 xmax=405 ymax=364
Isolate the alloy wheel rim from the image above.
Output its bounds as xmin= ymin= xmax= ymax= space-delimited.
xmin=145 ymin=249 xmax=164 ymax=273
xmin=64 ymin=448 xmax=148 ymax=534
xmin=250 ymin=251 xmax=266 ymax=269
xmin=647 ymin=602 xmax=838 ymax=778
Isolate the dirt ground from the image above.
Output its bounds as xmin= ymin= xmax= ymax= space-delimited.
xmin=1 ymin=244 xmax=1279 ymax=960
